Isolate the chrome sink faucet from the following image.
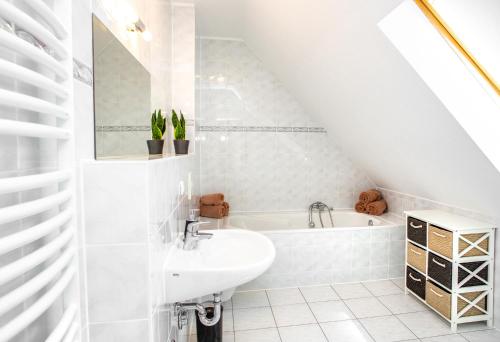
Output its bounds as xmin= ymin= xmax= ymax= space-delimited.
xmin=308 ymin=202 xmax=334 ymax=228
xmin=183 ymin=220 xmax=212 ymax=250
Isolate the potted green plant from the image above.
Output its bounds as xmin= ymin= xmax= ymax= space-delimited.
xmin=147 ymin=109 xmax=166 ymax=155
xmin=171 ymin=109 xmax=189 ymax=155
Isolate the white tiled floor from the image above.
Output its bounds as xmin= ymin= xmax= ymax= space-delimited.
xmin=188 ymin=279 xmax=496 ymax=342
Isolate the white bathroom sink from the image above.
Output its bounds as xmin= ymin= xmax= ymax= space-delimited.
xmin=163 ymin=229 xmax=275 ymax=303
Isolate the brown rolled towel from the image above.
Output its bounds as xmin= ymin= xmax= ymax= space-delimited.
xmin=222 ymin=202 xmax=230 ymax=216
xmin=200 ymin=193 xmax=224 ymax=206
xmin=355 ymin=201 xmax=367 ymax=213
xmin=366 ymin=200 xmax=387 ymax=216
xmin=200 ymin=205 xmax=225 ymax=219
xmin=359 ymin=189 xmax=381 ymax=203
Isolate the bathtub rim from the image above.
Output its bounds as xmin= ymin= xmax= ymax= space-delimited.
xmin=208 ymin=209 xmax=403 ymax=234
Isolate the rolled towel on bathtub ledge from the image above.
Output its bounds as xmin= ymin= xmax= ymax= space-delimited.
xmin=200 ymin=205 xmax=225 ymax=219
xmin=359 ymin=189 xmax=381 ymax=203
xmin=200 ymin=193 xmax=224 ymax=206
xmin=366 ymin=199 xmax=387 ymax=216
xmin=222 ymin=202 xmax=230 ymax=217
xmin=355 ymin=201 xmax=367 ymax=213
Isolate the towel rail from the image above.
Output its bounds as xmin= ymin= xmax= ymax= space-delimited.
xmin=61 ymin=323 xmax=79 ymax=342
xmin=0 ymin=89 xmax=68 ymax=119
xmin=0 ymin=170 xmax=71 ymax=195
xmin=0 ymin=190 xmax=71 ymax=225
xmin=0 ymin=1 xmax=68 ymax=59
xmin=0 ymin=59 xmax=69 ymax=98
xmin=0 ymin=119 xmax=70 ymax=139
xmin=0 ymin=1 xmax=80 ymax=340
xmin=0 ymin=266 xmax=76 ymax=342
xmin=0 ymin=228 xmax=73 ymax=286
xmin=0 ymin=209 xmax=72 ymax=255
xmin=0 ymin=30 xmax=67 ymax=78
xmin=0 ymin=247 xmax=75 ymax=316
xmin=21 ymin=0 xmax=69 ymax=39
xmin=46 ymin=305 xmax=78 ymax=342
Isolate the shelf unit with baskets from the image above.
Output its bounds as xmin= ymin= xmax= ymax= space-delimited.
xmin=404 ymin=209 xmax=495 ymax=332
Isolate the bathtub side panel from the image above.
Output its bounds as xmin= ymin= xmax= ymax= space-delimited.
xmin=237 ymin=225 xmax=405 ymax=290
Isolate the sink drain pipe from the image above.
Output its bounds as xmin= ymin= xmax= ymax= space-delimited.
xmin=174 ymin=292 xmax=222 ymax=328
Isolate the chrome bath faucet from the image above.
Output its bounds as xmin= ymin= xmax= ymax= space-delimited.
xmin=308 ymin=202 xmax=334 ymax=228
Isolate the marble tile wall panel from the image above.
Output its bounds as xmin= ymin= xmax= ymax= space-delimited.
xmin=197 ymin=39 xmax=375 ymax=212
xmin=238 ymin=225 xmax=406 ymax=291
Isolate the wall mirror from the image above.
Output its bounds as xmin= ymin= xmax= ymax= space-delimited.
xmin=92 ymin=14 xmax=151 ymax=158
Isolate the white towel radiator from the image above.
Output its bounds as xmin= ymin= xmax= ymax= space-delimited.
xmin=0 ymin=1 xmax=80 ymax=341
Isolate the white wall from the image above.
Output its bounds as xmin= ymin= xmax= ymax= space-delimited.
xmin=197 ymin=38 xmax=374 ymax=211
xmin=82 ymin=156 xmax=199 ymax=342
xmin=194 ymin=0 xmax=500 ymax=216
xmin=239 ymin=0 xmax=500 ymax=219
xmin=72 ymin=0 xmax=199 ymax=341
xmin=194 ymin=0 xmax=244 ymax=38
xmin=172 ymin=4 xmax=196 ymax=153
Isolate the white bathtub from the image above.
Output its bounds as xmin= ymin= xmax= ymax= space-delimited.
xmin=206 ymin=210 xmax=406 ymax=290
xmin=225 ymin=210 xmax=392 ymax=232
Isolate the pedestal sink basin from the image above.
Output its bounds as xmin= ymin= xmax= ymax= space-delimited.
xmin=163 ymin=229 xmax=275 ymax=303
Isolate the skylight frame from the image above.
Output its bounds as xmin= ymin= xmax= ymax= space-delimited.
xmin=414 ymin=0 xmax=500 ymax=96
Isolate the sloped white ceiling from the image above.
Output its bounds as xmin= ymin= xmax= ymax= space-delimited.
xmin=194 ymin=0 xmax=500 ymax=217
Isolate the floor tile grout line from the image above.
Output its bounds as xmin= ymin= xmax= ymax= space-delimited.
xmin=326 ymin=284 xmax=341 ymax=300
xmin=391 ymin=277 xmax=405 ymax=290
xmin=357 ymin=314 xmax=410 ymax=342
xmin=336 ymin=297 xmax=357 ymax=320
xmin=393 ymin=313 xmax=420 ymax=340
xmin=233 ymin=322 xmax=345 ymax=332
xmin=298 ymin=287 xmax=329 ymax=341
xmin=360 ymin=280 xmax=405 ymax=298
xmin=228 ymin=298 xmax=235 ymax=334
xmin=396 ymin=312 xmax=493 ymax=340
xmin=359 ymin=281 xmax=379 ymax=297
xmin=353 ymin=317 xmax=379 ymax=342
xmin=264 ymin=290 xmax=283 ymax=342
xmin=372 ymin=293 xmax=398 ymax=317
xmin=317 ymin=322 xmax=332 ymax=342
xmin=459 ymin=332 xmax=474 ymax=342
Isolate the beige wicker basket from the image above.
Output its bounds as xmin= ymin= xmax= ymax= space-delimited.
xmin=407 ymin=242 xmax=426 ymax=273
xmin=426 ymin=281 xmax=451 ymax=319
xmin=428 ymin=225 xmax=453 ymax=258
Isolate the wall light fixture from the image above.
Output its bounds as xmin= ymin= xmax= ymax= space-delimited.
xmin=127 ymin=19 xmax=152 ymax=42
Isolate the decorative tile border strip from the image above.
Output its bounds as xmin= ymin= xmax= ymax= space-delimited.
xmin=96 ymin=125 xmax=150 ymax=132
xmin=96 ymin=121 xmax=195 ymax=132
xmin=198 ymin=126 xmax=327 ymax=133
xmin=73 ymin=59 xmax=93 ymax=86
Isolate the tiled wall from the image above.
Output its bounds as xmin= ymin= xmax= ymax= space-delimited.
xmin=172 ymin=4 xmax=196 ymax=154
xmin=82 ymin=156 xmax=199 ymax=342
xmin=197 ymin=39 xmax=375 ymax=211
xmin=377 ymin=187 xmax=495 ymax=223
xmin=239 ymin=224 xmax=406 ymax=291
xmin=73 ymin=1 xmax=198 ymax=341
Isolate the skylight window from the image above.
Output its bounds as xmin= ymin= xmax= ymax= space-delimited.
xmin=414 ymin=0 xmax=500 ymax=96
